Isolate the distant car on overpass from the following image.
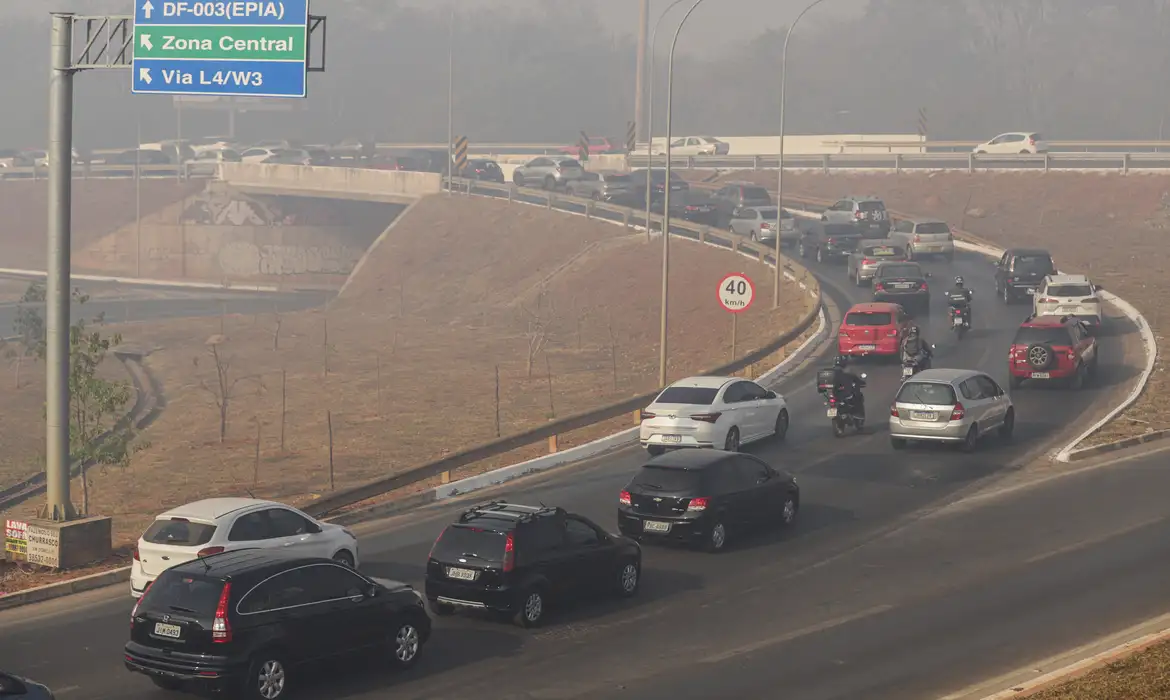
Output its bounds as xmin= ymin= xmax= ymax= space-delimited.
xmin=559 ymin=136 xmax=626 ymax=156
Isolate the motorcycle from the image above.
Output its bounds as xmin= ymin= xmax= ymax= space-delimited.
xmin=949 ymin=290 xmax=973 ymax=339
xmin=825 ymin=373 xmax=867 ymax=437
xmin=901 ymin=345 xmax=936 ymax=379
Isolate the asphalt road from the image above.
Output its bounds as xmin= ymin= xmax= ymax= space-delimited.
xmin=0 ymin=242 xmax=1142 ymax=699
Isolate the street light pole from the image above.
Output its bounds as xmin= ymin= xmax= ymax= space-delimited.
xmin=645 ymin=0 xmax=689 ymax=246
xmin=774 ymin=0 xmax=830 ymax=308
xmin=446 ymin=6 xmax=454 ymax=193
xmin=658 ymin=0 xmax=708 ymax=389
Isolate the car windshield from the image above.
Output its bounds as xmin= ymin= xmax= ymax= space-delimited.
xmin=877 ymin=265 xmax=920 ymax=278
xmin=629 ymin=466 xmax=702 ymax=492
xmin=858 ymin=201 xmax=885 ymax=212
xmin=142 ymin=571 xmax=225 ymax=614
xmin=1014 ymin=326 xmax=1072 ymax=345
xmin=1014 ymin=255 xmax=1053 ymax=272
xmin=431 ymin=525 xmax=506 ymax=563
xmin=1046 ymin=284 xmax=1092 ymax=297
xmin=757 ymin=208 xmax=779 ymax=219
xmin=742 ymin=187 xmax=771 ymax=200
xmin=655 ymin=386 xmax=718 ymax=405
xmin=845 ymin=311 xmax=893 ymax=326
xmin=142 ymin=518 xmax=217 ymax=547
xmin=896 ymin=382 xmax=957 ymax=406
xmin=915 ymin=222 xmax=950 ymax=234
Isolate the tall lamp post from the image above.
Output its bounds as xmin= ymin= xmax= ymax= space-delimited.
xmin=657 ymin=0 xmax=709 ymax=388
xmin=445 ymin=6 xmax=455 ymax=193
xmin=644 ymin=0 xmax=690 ymax=245
xmin=774 ymin=0 xmax=830 ymax=308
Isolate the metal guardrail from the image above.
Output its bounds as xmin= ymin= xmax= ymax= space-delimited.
xmin=825 ymin=139 xmax=1170 ymax=152
xmin=627 ymin=151 xmax=1170 ymax=173
xmin=302 ymin=178 xmax=822 ymax=518
xmin=0 ymin=163 xmax=212 ymax=180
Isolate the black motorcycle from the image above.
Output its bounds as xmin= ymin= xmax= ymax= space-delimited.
xmin=824 ymin=375 xmax=867 ymax=437
xmin=948 ymin=291 xmax=973 ymax=339
xmin=901 ymin=344 xmax=936 ymax=380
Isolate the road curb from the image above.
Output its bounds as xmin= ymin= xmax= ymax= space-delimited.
xmin=1064 ymin=428 xmax=1170 ymax=461
xmin=0 ymin=566 xmax=130 ymax=612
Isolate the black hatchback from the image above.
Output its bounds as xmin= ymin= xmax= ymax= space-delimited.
xmin=425 ymin=502 xmax=642 ymax=628
xmin=124 ymin=550 xmax=431 ymax=700
xmin=618 ymin=450 xmax=800 ymax=552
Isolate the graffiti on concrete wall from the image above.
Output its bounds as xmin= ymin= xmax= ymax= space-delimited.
xmin=182 ymin=191 xmax=346 ymax=226
xmin=218 ymin=242 xmax=361 ymax=276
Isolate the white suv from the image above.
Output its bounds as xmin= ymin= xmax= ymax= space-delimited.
xmin=1033 ymin=274 xmax=1103 ymax=329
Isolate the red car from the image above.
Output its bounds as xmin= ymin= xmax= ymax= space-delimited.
xmin=1008 ymin=315 xmax=1099 ymax=389
xmin=559 ymin=137 xmax=625 ymax=156
xmin=837 ymin=302 xmax=912 ymax=358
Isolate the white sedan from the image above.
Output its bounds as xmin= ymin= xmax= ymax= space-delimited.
xmin=130 ymin=497 xmax=359 ymax=598
xmin=639 ymin=376 xmax=789 ymax=455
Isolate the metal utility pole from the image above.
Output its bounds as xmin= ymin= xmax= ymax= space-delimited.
xmin=658 ymin=0 xmax=707 ymax=389
xmin=645 ymin=0 xmax=688 ymax=249
xmin=446 ymin=6 xmax=454 ymax=191
xmin=634 ymin=0 xmax=649 ymax=142
xmin=775 ymin=0 xmax=830 ymax=307
xmin=45 ymin=13 xmax=76 ymax=521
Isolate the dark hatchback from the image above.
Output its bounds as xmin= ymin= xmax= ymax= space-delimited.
xmin=425 ymin=502 xmax=642 ymax=628
xmin=618 ymin=450 xmax=800 ymax=553
xmin=872 ymin=261 xmax=931 ymax=312
xmin=460 ymin=158 xmax=505 ymax=183
xmin=630 ymin=168 xmax=690 ymax=202
xmin=649 ymin=192 xmax=716 ymax=225
xmin=124 ymin=550 xmax=430 ymax=700
xmin=995 ymin=247 xmax=1057 ymax=303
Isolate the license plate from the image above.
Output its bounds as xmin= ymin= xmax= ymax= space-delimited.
xmin=856 ymin=344 xmax=876 ymax=351
xmin=1031 ymin=372 xmax=1050 ymax=379
xmin=1025 ymin=288 xmax=1036 ymax=295
xmin=661 ymin=435 xmax=682 ymax=444
xmin=1058 ymin=306 xmax=1078 ymax=312
xmin=826 ymin=408 xmax=838 ymax=417
xmin=153 ymin=623 xmax=182 ymax=639
xmin=643 ymin=520 xmax=671 ymax=533
xmin=910 ymin=411 xmax=936 ymax=421
xmin=894 ymin=283 xmax=912 ymax=289
xmin=953 ymin=316 xmax=964 ymax=326
xmin=446 ymin=567 xmax=478 ymax=581
xmin=902 ymin=366 xmax=914 ymax=377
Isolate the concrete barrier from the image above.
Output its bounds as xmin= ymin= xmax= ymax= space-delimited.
xmin=218 ymin=162 xmax=443 ymax=200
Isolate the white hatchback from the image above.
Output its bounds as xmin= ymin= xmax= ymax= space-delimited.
xmin=639 ymin=376 xmax=789 ymax=455
xmin=1032 ymin=274 xmax=1103 ymax=328
xmin=973 ymin=132 xmax=1049 ymax=155
xmin=130 ymin=498 xmax=359 ymax=598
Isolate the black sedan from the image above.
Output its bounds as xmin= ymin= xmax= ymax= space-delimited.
xmin=872 ymin=261 xmax=931 ymax=312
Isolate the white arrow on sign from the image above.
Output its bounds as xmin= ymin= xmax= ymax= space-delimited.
xmin=140 ymin=34 xmax=153 ymax=50
xmin=717 ymin=273 xmax=755 ymax=313
xmin=139 ymin=67 xmax=152 ymax=85
xmin=142 ymin=0 xmax=154 ymax=19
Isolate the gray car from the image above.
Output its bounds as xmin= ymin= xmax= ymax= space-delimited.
xmin=889 ymin=368 xmax=1015 ymax=452
xmin=728 ymin=206 xmax=796 ymax=245
xmin=567 ymin=171 xmax=633 ymax=201
xmin=846 ymin=240 xmax=907 ymax=286
xmin=888 ymin=218 xmax=955 ymax=261
xmin=512 ymin=156 xmax=585 ymax=190
xmin=820 ymin=195 xmax=891 ymax=238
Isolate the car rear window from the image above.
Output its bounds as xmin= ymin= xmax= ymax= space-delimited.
xmin=1014 ymin=255 xmax=1053 ymax=272
xmin=556 ymin=158 xmax=582 ymax=168
xmin=142 ymin=571 xmax=225 ymax=614
xmin=1030 ymin=133 xmax=1044 ymax=141
xmin=1045 ymin=284 xmax=1092 ymax=297
xmin=431 ymin=525 xmax=507 ymax=563
xmin=142 ymin=518 xmax=217 ymax=547
xmin=629 ymin=466 xmax=703 ymax=492
xmin=845 ymin=311 xmax=893 ymax=326
xmin=877 ymin=264 xmax=920 ymax=278
xmin=1014 ymin=326 xmax=1071 ymax=345
xmin=604 ymin=173 xmax=631 ymax=183
xmin=896 ymin=382 xmax=957 ymax=406
xmin=655 ymin=386 xmax=718 ymax=404
xmin=858 ymin=201 xmax=886 ymax=211
xmin=757 ymin=208 xmax=778 ymax=218
xmin=914 ymin=222 xmax=951 ymax=234
xmin=742 ymin=187 xmax=771 ymax=200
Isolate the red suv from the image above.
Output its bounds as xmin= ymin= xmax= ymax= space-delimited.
xmin=837 ymin=302 xmax=912 ymax=358
xmin=1008 ymin=315 xmax=1099 ymax=389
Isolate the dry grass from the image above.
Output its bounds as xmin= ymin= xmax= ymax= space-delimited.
xmin=1 ymin=194 xmax=814 ymax=549
xmin=698 ymin=171 xmax=1167 ymax=446
xmin=1029 ymin=638 xmax=1170 ymax=699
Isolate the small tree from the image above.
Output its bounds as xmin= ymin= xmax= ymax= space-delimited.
xmin=195 ymin=334 xmax=258 ymax=442
xmin=7 ymin=282 xmax=47 ymax=387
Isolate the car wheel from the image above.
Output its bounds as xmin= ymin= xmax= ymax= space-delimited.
xmin=773 ymin=409 xmax=789 ymax=442
xmin=959 ymin=425 xmax=979 ymax=453
xmin=513 ymin=587 xmax=546 ymax=628
xmin=245 ymin=652 xmax=290 ymax=700
xmin=387 ymin=618 xmax=424 ymax=670
xmin=890 ymin=437 xmax=907 ymax=450
xmin=430 ymin=600 xmax=456 ymax=616
xmin=1000 ymin=408 xmax=1015 ymax=440
xmin=723 ymin=426 xmax=741 ymax=452
xmin=779 ymin=495 xmax=798 ymax=527
xmin=332 ymin=550 xmax=355 ymax=568
xmin=616 ymin=559 xmax=640 ymax=598
xmin=1019 ymin=149 xmax=1030 ymax=154
xmin=646 ymin=445 xmax=665 ymax=457
xmin=151 ymin=677 xmax=185 ymax=691
xmin=704 ymin=520 xmax=728 ymax=553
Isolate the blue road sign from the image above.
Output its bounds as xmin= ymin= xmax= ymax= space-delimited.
xmin=131 ymin=0 xmax=309 ymax=98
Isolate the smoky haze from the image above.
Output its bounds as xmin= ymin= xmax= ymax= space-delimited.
xmin=1 ymin=0 xmax=1168 ymax=149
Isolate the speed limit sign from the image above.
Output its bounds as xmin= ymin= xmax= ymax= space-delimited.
xmin=718 ymin=273 xmax=755 ymax=313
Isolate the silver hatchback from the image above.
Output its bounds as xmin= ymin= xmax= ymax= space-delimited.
xmin=888 ymin=368 xmax=1015 ymax=452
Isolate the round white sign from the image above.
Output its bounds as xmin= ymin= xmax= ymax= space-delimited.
xmin=718 ymin=273 xmax=755 ymax=313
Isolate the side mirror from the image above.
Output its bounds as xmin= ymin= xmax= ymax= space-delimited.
xmin=765 ymin=390 xmax=777 ymax=399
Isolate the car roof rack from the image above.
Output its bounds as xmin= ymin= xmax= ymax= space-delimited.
xmin=457 ymin=500 xmax=562 ymax=525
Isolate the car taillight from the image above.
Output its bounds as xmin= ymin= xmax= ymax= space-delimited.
xmin=828 ymin=396 xmax=837 ymax=405
xmin=686 ymin=497 xmax=709 ymax=512
xmin=1028 ymin=137 xmax=1036 ymax=145
xmin=862 ymin=258 xmax=874 ymax=265
xmin=890 ymin=405 xmax=899 ymax=417
xmin=913 ymin=234 xmax=921 ymax=243
xmin=212 ymin=583 xmax=232 ymax=643
xmin=640 ymin=410 xmax=656 ymax=421
xmin=130 ymin=581 xmax=150 ymax=625
xmin=888 ymin=328 xmax=899 ymax=337
xmin=854 ymin=211 xmax=863 ymax=219
xmin=1067 ymin=349 xmax=1077 ymax=360
xmin=1037 ymin=298 xmax=1055 ymax=304
xmin=197 ymin=546 xmax=225 ymax=557
xmin=950 ymin=403 xmax=965 ymax=421
xmin=133 ymin=546 xmax=140 ymax=561
xmin=921 ymin=282 xmax=928 ymax=291
xmin=874 ymin=283 xmax=884 ymax=291
xmin=827 ymin=237 xmax=836 ymax=244
xmin=619 ymin=490 xmax=632 ymax=506
xmin=427 ymin=530 xmax=445 ymax=559
xmin=690 ymin=412 xmax=722 ymax=423
xmin=760 ymin=222 xmax=771 ymax=229
xmin=503 ymin=532 xmax=515 ymax=572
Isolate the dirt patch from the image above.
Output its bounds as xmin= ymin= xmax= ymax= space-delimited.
xmin=1 ymin=194 xmax=815 ymax=549
xmin=697 ymin=170 xmax=1166 ymax=445
xmin=1028 ymin=636 xmax=1170 ymax=699
xmin=0 ymin=180 xmax=200 ymax=270
xmin=0 ymin=549 xmax=131 ymax=597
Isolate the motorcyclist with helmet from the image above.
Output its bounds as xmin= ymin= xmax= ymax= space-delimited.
xmin=824 ymin=355 xmax=866 ymax=419
xmin=900 ymin=324 xmax=933 ymax=371
xmin=946 ymin=275 xmax=974 ymax=327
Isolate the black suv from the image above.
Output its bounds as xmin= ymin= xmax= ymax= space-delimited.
xmin=872 ymin=261 xmax=931 ymax=312
xmin=125 ymin=550 xmax=430 ymax=700
xmin=426 ymin=502 xmax=642 ymax=628
xmin=618 ymin=450 xmax=800 ymax=553
xmin=994 ymin=247 xmax=1057 ymax=303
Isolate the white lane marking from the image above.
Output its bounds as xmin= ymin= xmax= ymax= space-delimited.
xmin=53 ymin=686 xmax=80 ymax=695
xmin=699 ymin=604 xmax=894 ymax=664
xmin=1024 ymin=515 xmax=1167 ymax=564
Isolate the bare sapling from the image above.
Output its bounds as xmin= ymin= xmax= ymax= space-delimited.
xmin=195 ymin=334 xmax=259 ymax=442
xmin=327 ymin=410 xmax=335 ymax=490
xmin=270 ymin=304 xmax=283 ymax=351
xmin=322 ymin=316 xmax=330 ymax=376
xmin=544 ymin=353 xmax=555 ymax=419
xmin=522 ymin=288 xmax=557 ymax=378
xmin=494 ymin=364 xmax=501 ymax=437
xmin=252 ymin=416 xmax=262 ymax=486
xmin=607 ymin=312 xmax=618 ymax=392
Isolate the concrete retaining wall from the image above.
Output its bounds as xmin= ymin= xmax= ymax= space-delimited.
xmin=219 ymin=162 xmax=444 ymax=198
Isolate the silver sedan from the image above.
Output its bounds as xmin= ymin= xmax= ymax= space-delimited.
xmin=888 ymin=368 xmax=1015 ymax=452
xmin=728 ymin=206 xmax=796 ymax=245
